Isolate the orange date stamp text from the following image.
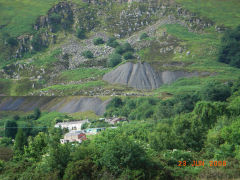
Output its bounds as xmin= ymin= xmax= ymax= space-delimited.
xmin=178 ymin=160 xmax=226 ymax=167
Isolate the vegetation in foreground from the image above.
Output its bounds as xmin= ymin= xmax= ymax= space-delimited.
xmin=1 ymin=79 xmax=240 ymax=179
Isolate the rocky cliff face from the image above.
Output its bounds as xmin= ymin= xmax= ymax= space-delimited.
xmin=12 ymin=0 xmax=215 ymax=58
xmin=14 ymin=1 xmax=73 ymax=58
xmin=34 ymin=2 xmax=74 ymax=31
xmin=103 ymin=62 xmax=200 ymax=90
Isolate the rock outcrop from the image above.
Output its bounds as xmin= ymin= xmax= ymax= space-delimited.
xmin=103 ymin=62 xmax=199 ymax=90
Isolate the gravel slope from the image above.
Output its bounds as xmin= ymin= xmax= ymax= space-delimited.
xmin=103 ymin=62 xmax=199 ymax=90
xmin=0 ymin=97 xmax=111 ymax=115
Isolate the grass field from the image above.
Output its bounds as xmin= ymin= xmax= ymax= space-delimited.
xmin=176 ymin=0 xmax=240 ymax=28
xmin=153 ymin=22 xmax=240 ymax=95
xmin=36 ymin=80 xmax=107 ymax=95
xmin=59 ymin=68 xmax=109 ymax=81
xmin=0 ymin=0 xmax=240 ymax=96
xmin=0 ymin=0 xmax=59 ymax=37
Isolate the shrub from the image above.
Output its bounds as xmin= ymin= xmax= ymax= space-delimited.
xmin=218 ymin=26 xmax=240 ymax=68
xmin=107 ymin=37 xmax=119 ymax=48
xmin=0 ymin=137 xmax=13 ymax=147
xmin=93 ymin=38 xmax=105 ymax=45
xmin=13 ymin=115 xmax=20 ymax=121
xmin=49 ymin=13 xmax=62 ymax=25
xmin=34 ymin=108 xmax=41 ymax=120
xmin=0 ymin=160 xmax=4 ymax=171
xmin=31 ymin=32 xmax=48 ymax=51
xmin=7 ymin=37 xmax=18 ymax=46
xmin=140 ymin=33 xmax=149 ymax=40
xmin=115 ymin=45 xmax=125 ymax=55
xmin=76 ymin=28 xmax=86 ymax=39
xmin=123 ymin=52 xmax=134 ymax=60
xmin=199 ymin=81 xmax=231 ymax=102
xmin=122 ymin=42 xmax=134 ymax=52
xmin=81 ymin=123 xmax=89 ymax=129
xmin=82 ymin=50 xmax=94 ymax=59
xmin=107 ymin=97 xmax=123 ymax=108
xmin=4 ymin=120 xmax=18 ymax=139
xmin=107 ymin=53 xmax=122 ymax=67
xmin=115 ymin=42 xmax=134 ymax=55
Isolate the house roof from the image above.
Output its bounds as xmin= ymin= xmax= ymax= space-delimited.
xmin=55 ymin=120 xmax=89 ymax=126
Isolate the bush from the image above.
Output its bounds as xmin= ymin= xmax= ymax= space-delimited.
xmin=81 ymin=123 xmax=89 ymax=130
xmin=13 ymin=115 xmax=20 ymax=121
xmin=76 ymin=28 xmax=86 ymax=39
xmin=115 ymin=45 xmax=125 ymax=55
xmin=34 ymin=108 xmax=41 ymax=120
xmin=94 ymin=132 xmax=153 ymax=176
xmin=107 ymin=37 xmax=119 ymax=48
xmin=49 ymin=13 xmax=62 ymax=25
xmin=0 ymin=160 xmax=4 ymax=172
xmin=122 ymin=42 xmax=134 ymax=52
xmin=82 ymin=50 xmax=94 ymax=59
xmin=93 ymin=38 xmax=105 ymax=45
xmin=31 ymin=33 xmax=42 ymax=51
xmin=218 ymin=26 xmax=240 ymax=68
xmin=199 ymin=81 xmax=231 ymax=102
xmin=7 ymin=37 xmax=18 ymax=46
xmin=4 ymin=121 xmax=18 ymax=139
xmin=123 ymin=52 xmax=134 ymax=60
xmin=115 ymin=42 xmax=134 ymax=55
xmin=107 ymin=97 xmax=123 ymax=108
xmin=0 ymin=137 xmax=13 ymax=147
xmin=140 ymin=33 xmax=149 ymax=40
xmin=108 ymin=53 xmax=122 ymax=67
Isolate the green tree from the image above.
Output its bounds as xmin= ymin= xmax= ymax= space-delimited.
xmin=107 ymin=53 xmax=122 ymax=67
xmin=14 ymin=128 xmax=27 ymax=153
xmin=76 ymin=28 xmax=86 ymax=39
xmin=218 ymin=25 xmax=240 ymax=68
xmin=107 ymin=37 xmax=119 ymax=48
xmin=24 ymin=132 xmax=48 ymax=162
xmin=140 ymin=33 xmax=149 ymax=40
xmin=7 ymin=37 xmax=18 ymax=46
xmin=46 ymin=128 xmax=71 ymax=177
xmin=199 ymin=81 xmax=231 ymax=101
xmin=4 ymin=120 xmax=18 ymax=139
xmin=81 ymin=122 xmax=89 ymax=129
xmin=93 ymin=37 xmax=105 ymax=45
xmin=31 ymin=32 xmax=47 ymax=51
xmin=81 ymin=50 xmax=94 ymax=59
xmin=173 ymin=113 xmax=206 ymax=151
xmin=63 ymin=159 xmax=96 ymax=180
xmin=115 ymin=42 xmax=134 ymax=55
xmin=149 ymin=123 xmax=180 ymax=151
xmin=123 ymin=52 xmax=134 ymax=60
xmin=0 ymin=137 xmax=13 ymax=147
xmin=107 ymin=97 xmax=123 ymax=108
xmin=34 ymin=108 xmax=41 ymax=120
xmin=93 ymin=131 xmax=153 ymax=177
xmin=13 ymin=115 xmax=20 ymax=121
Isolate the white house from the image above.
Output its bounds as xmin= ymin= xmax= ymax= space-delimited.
xmin=55 ymin=120 xmax=89 ymax=131
xmin=60 ymin=130 xmax=87 ymax=144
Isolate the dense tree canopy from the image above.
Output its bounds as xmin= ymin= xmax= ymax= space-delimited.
xmin=218 ymin=26 xmax=240 ymax=68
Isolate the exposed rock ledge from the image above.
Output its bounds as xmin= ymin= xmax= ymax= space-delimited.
xmin=103 ymin=62 xmax=200 ymax=90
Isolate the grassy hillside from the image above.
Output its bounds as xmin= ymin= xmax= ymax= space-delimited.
xmin=176 ymin=0 xmax=240 ymax=28
xmin=152 ymin=24 xmax=240 ymax=95
xmin=0 ymin=0 xmax=59 ymax=37
xmin=0 ymin=0 xmax=240 ymax=96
